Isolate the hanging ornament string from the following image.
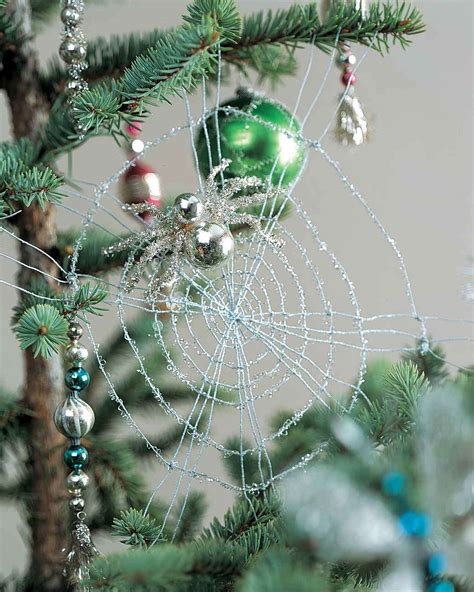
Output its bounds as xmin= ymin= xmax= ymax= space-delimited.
xmin=59 ymin=0 xmax=88 ymax=135
xmin=323 ymin=0 xmax=370 ymax=146
xmin=54 ymin=321 xmax=99 ymax=589
xmin=118 ymin=122 xmax=163 ymax=224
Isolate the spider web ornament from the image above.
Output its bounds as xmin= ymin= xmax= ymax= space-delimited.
xmin=54 ymin=44 xmax=473 ymax=542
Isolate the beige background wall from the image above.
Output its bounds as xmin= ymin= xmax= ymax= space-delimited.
xmin=0 ymin=0 xmax=472 ymax=578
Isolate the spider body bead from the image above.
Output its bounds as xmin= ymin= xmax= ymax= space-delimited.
xmin=185 ymin=222 xmax=234 ymax=268
xmin=174 ymin=193 xmax=204 ymax=225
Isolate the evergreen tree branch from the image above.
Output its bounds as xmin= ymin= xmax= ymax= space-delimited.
xmin=36 ymin=1 xmax=424 ymax=161
xmin=0 ymin=140 xmax=63 ymax=213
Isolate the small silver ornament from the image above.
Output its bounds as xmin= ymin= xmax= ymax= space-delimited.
xmin=67 ymin=322 xmax=83 ymax=340
xmin=69 ymin=496 xmax=86 ymax=511
xmin=185 ymin=222 xmax=234 ymax=268
xmin=61 ymin=6 xmax=82 ymax=26
xmin=59 ymin=34 xmax=87 ymax=65
xmin=174 ymin=193 xmax=204 ymax=225
xmin=64 ymin=522 xmax=100 ymax=588
xmin=335 ymin=93 xmax=369 ymax=146
xmin=67 ymin=470 xmax=90 ymax=494
xmin=65 ymin=342 xmax=89 ymax=363
xmin=65 ymin=79 xmax=86 ymax=93
xmin=337 ymin=52 xmax=357 ymax=66
xmin=54 ymin=395 xmax=95 ymax=439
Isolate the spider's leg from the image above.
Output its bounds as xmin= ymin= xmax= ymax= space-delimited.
xmin=232 ymin=187 xmax=281 ymax=210
xmin=103 ymin=230 xmax=150 ymax=256
xmin=232 ymin=213 xmax=283 ymax=247
xmin=146 ymin=248 xmax=182 ymax=301
xmin=205 ymin=159 xmax=232 ymax=194
xmin=124 ymin=239 xmax=167 ymax=292
xmin=221 ymin=175 xmax=263 ymax=201
xmin=125 ymin=202 xmax=163 ymax=218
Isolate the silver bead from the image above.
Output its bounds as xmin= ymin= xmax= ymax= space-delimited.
xmin=54 ymin=395 xmax=95 ymax=439
xmin=337 ymin=52 xmax=357 ymax=67
xmin=67 ymin=470 xmax=90 ymax=494
xmin=174 ymin=193 xmax=204 ymax=225
xmin=61 ymin=6 xmax=82 ymax=26
xmin=67 ymin=322 xmax=83 ymax=340
xmin=185 ymin=222 xmax=234 ymax=268
xmin=59 ymin=35 xmax=87 ymax=65
xmin=69 ymin=496 xmax=85 ymax=511
xmin=65 ymin=342 xmax=89 ymax=363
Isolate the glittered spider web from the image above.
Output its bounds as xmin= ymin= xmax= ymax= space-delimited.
xmin=2 ymin=42 xmax=472 ymax=540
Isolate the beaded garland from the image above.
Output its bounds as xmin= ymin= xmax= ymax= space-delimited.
xmin=54 ymin=321 xmax=99 ymax=588
xmin=382 ymin=471 xmax=454 ymax=592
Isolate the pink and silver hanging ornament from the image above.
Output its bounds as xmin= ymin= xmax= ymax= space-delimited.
xmin=322 ymin=0 xmax=370 ymax=146
xmin=334 ymin=46 xmax=369 ymax=146
xmin=119 ymin=122 xmax=163 ymax=224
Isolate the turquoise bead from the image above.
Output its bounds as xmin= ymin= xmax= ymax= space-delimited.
xmin=65 ymin=366 xmax=90 ymax=391
xmin=64 ymin=445 xmax=88 ymax=469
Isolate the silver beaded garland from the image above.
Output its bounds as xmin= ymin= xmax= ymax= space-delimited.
xmin=59 ymin=0 xmax=88 ymax=130
xmin=53 ymin=321 xmax=99 ymax=587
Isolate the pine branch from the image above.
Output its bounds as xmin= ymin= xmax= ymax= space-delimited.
xmin=40 ymin=29 xmax=170 ymax=100
xmin=36 ymin=1 xmax=424 ymax=162
xmin=14 ymin=303 xmax=69 ymax=358
xmin=56 ymin=227 xmax=132 ymax=276
xmin=112 ymin=508 xmax=164 ymax=548
xmin=0 ymin=140 xmax=63 ymax=213
xmin=402 ymin=339 xmax=449 ymax=384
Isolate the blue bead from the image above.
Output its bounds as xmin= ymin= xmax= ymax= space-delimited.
xmin=382 ymin=471 xmax=406 ymax=496
xmin=65 ymin=367 xmax=90 ymax=391
xmin=399 ymin=510 xmax=432 ymax=537
xmin=428 ymin=553 xmax=448 ymax=576
xmin=427 ymin=582 xmax=454 ymax=592
xmin=64 ymin=445 xmax=88 ymax=469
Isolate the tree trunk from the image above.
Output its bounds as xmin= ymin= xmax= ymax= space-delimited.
xmin=4 ymin=1 xmax=69 ymax=589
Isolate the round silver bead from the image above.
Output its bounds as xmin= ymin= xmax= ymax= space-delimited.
xmin=67 ymin=470 xmax=90 ymax=494
xmin=59 ymin=35 xmax=87 ymax=65
xmin=67 ymin=322 xmax=83 ymax=340
xmin=54 ymin=395 xmax=95 ymax=439
xmin=69 ymin=496 xmax=85 ymax=511
xmin=65 ymin=342 xmax=88 ymax=363
xmin=61 ymin=6 xmax=82 ymax=26
xmin=337 ymin=52 xmax=357 ymax=67
xmin=174 ymin=193 xmax=204 ymax=225
xmin=185 ymin=222 xmax=234 ymax=268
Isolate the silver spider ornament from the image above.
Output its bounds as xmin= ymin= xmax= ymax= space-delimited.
xmin=104 ymin=160 xmax=281 ymax=300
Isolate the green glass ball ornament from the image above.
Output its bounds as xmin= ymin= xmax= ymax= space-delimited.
xmin=64 ymin=445 xmax=89 ymax=470
xmin=196 ymin=89 xmax=306 ymax=187
xmin=65 ymin=366 xmax=90 ymax=391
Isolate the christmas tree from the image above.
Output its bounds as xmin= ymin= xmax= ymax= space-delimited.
xmin=1 ymin=1 xmax=472 ymax=591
